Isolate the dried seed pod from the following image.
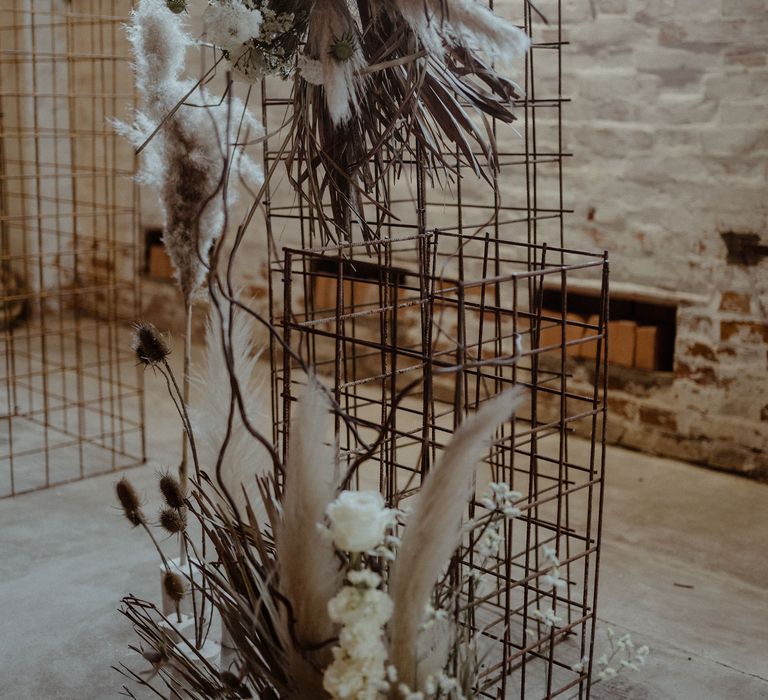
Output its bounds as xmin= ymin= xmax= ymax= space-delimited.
xmin=116 ymin=477 xmax=145 ymax=527
xmin=220 ymin=671 xmax=252 ymax=698
xmin=159 ymin=507 xmax=186 ymax=534
xmin=131 ymin=321 xmax=171 ymax=367
xmin=163 ymin=571 xmax=185 ymax=603
xmin=159 ymin=472 xmax=185 ymax=509
xmin=166 ymin=0 xmax=187 ymax=13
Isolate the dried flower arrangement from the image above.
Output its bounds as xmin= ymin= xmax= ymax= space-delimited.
xmin=109 ymin=1 xmax=635 ymax=697
xmin=117 ymin=301 xmax=529 ymax=697
xmin=118 ymin=312 xmax=648 ymax=696
xmin=148 ymin=0 xmax=530 ymax=241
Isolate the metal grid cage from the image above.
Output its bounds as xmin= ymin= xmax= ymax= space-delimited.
xmin=0 ymin=0 xmax=145 ymax=498
xmin=257 ymin=0 xmax=610 ymax=695
xmin=277 ymin=231 xmax=609 ymax=698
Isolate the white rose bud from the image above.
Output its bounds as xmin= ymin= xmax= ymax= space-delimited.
xmin=326 ymin=490 xmax=393 ymax=553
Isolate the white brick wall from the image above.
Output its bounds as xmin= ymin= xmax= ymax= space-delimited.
xmin=557 ymin=0 xmax=767 ymax=475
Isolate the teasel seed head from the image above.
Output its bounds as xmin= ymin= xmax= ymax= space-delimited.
xmin=166 ymin=0 xmax=187 ymax=13
xmin=116 ymin=477 xmax=145 ymax=527
xmin=131 ymin=321 xmax=171 ymax=367
xmin=220 ymin=670 xmax=252 ymax=697
xmin=159 ymin=507 xmax=186 ymax=534
xmin=163 ymin=571 xmax=185 ymax=603
xmin=159 ymin=472 xmax=185 ymax=509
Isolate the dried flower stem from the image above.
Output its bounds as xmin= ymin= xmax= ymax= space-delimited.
xmin=179 ymin=301 xmax=193 ymax=565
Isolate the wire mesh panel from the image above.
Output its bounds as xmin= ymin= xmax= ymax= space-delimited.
xmin=260 ymin=0 xmax=609 ymax=695
xmin=0 ymin=0 xmax=145 ymax=498
xmin=278 ymin=232 xmax=609 ymax=698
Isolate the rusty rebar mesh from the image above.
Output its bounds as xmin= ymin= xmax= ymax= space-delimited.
xmin=261 ymin=0 xmax=609 ymax=696
xmin=0 ymin=0 xmax=145 ymax=498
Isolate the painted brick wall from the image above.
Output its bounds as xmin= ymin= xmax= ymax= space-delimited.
xmin=553 ymin=0 xmax=767 ymax=476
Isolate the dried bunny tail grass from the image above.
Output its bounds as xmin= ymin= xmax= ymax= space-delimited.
xmin=305 ymin=0 xmax=367 ymax=125
xmin=388 ymin=388 xmax=525 ymax=689
xmin=193 ymin=300 xmax=271 ymax=517
xmin=276 ymin=377 xmax=343 ymax=693
xmin=117 ymin=0 xmax=266 ymax=301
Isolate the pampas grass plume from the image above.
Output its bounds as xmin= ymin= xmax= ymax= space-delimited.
xmin=388 ymin=388 xmax=525 ymax=689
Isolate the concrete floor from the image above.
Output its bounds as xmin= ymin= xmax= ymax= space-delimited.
xmin=1 ymin=356 xmax=767 ymax=699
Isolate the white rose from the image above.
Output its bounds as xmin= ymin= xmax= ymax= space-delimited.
xmin=326 ymin=490 xmax=393 ymax=553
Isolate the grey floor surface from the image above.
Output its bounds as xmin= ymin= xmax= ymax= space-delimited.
xmin=1 ymin=359 xmax=767 ymax=699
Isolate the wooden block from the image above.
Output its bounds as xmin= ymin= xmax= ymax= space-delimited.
xmin=148 ymin=244 xmax=174 ymax=279
xmin=313 ymin=276 xmax=335 ymax=311
xmin=577 ymin=314 xmax=602 ymax=360
xmin=537 ymin=311 xmax=586 ymax=354
xmin=314 ymin=277 xmax=383 ymax=313
xmin=565 ymin=312 xmax=587 ymax=356
xmin=634 ymin=325 xmax=660 ymax=370
xmin=607 ymin=320 xmax=636 ymax=367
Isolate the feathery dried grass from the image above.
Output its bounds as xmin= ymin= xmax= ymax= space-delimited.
xmin=275 ymin=378 xmax=342 ymax=697
xmin=193 ymin=303 xmax=271 ymax=517
xmin=388 ymin=388 xmax=525 ymax=689
xmin=114 ymin=0 xmax=264 ymax=300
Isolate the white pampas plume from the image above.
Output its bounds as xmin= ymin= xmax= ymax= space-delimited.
xmin=304 ymin=0 xmax=367 ymax=125
xmin=445 ymin=0 xmax=531 ymax=62
xmin=394 ymin=0 xmax=530 ymax=64
xmin=276 ymin=378 xmax=343 ymax=695
xmin=114 ymin=0 xmax=264 ymax=300
xmin=203 ymin=0 xmax=263 ymax=51
xmin=388 ymin=388 xmax=525 ymax=689
xmin=192 ymin=302 xmax=270 ymax=516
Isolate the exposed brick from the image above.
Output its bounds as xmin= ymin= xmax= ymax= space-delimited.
xmin=719 ymin=291 xmax=751 ymax=314
xmin=244 ymin=283 xmax=268 ymax=300
xmin=638 ymin=404 xmax=678 ymax=431
xmin=725 ymin=48 xmax=766 ymax=67
xmin=720 ymin=321 xmax=768 ymax=343
xmin=682 ymin=342 xmax=718 ymax=362
xmin=674 ymin=362 xmax=730 ymax=387
xmin=609 ymin=395 xmax=637 ymax=420
xmin=594 ymin=0 xmax=628 ymax=12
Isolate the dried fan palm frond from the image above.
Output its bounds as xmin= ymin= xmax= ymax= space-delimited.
xmin=388 ymin=388 xmax=525 ymax=690
xmin=288 ymin=0 xmax=530 ymax=243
